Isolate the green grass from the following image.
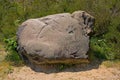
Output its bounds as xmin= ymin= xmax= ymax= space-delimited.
xmin=90 ymin=37 xmax=119 ymax=60
xmin=4 ymin=37 xmax=23 ymax=66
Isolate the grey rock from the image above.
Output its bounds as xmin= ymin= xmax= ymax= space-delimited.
xmin=17 ymin=11 xmax=95 ymax=65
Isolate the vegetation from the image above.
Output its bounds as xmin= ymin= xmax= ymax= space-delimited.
xmin=4 ymin=37 xmax=23 ymax=65
xmin=102 ymin=60 xmax=120 ymax=69
xmin=90 ymin=37 xmax=116 ymax=60
xmin=0 ymin=0 xmax=120 ymax=63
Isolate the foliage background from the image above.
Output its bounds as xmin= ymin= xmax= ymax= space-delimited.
xmin=0 ymin=0 xmax=120 ymax=60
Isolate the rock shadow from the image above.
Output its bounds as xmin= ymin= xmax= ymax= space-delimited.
xmin=26 ymin=59 xmax=103 ymax=74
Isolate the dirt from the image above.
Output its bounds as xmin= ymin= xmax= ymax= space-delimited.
xmin=7 ymin=62 xmax=120 ymax=80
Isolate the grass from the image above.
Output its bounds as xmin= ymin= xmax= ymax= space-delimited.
xmin=0 ymin=43 xmax=6 ymax=62
xmin=0 ymin=42 xmax=4 ymax=50
xmin=0 ymin=43 xmax=21 ymax=80
xmin=0 ymin=43 xmax=13 ymax=79
xmin=4 ymin=38 xmax=24 ymax=66
xmin=102 ymin=60 xmax=120 ymax=69
xmin=0 ymin=61 xmax=13 ymax=80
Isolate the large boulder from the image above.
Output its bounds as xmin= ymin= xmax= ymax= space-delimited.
xmin=17 ymin=11 xmax=95 ymax=65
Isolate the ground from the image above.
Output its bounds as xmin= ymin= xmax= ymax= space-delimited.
xmin=0 ymin=45 xmax=120 ymax=80
xmin=7 ymin=64 xmax=120 ymax=80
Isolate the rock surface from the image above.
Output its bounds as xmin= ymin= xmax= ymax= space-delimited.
xmin=17 ymin=11 xmax=95 ymax=65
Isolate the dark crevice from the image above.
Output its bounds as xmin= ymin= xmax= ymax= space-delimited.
xmin=70 ymin=51 xmax=78 ymax=58
xmin=68 ymin=30 xmax=74 ymax=34
xmin=22 ymin=54 xmax=29 ymax=63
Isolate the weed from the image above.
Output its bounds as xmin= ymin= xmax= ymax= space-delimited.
xmin=4 ymin=37 xmax=23 ymax=66
xmin=90 ymin=37 xmax=116 ymax=60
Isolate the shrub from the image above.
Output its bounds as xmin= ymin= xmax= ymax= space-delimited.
xmin=4 ymin=37 xmax=23 ymax=65
xmin=90 ymin=37 xmax=116 ymax=60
